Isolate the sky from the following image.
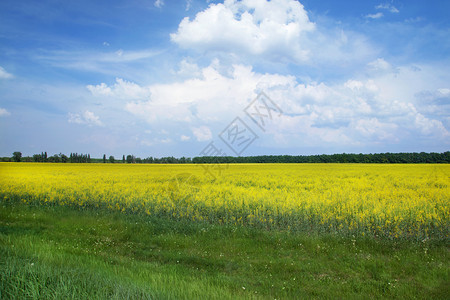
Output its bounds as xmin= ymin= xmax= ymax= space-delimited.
xmin=0 ymin=0 xmax=449 ymax=158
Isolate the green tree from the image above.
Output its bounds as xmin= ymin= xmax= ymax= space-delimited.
xmin=103 ymin=154 xmax=106 ymax=163
xmin=60 ymin=153 xmax=68 ymax=163
xmin=109 ymin=156 xmax=115 ymax=163
xmin=12 ymin=152 xmax=22 ymax=162
xmin=126 ymin=155 xmax=133 ymax=163
xmin=122 ymin=155 xmax=125 ymax=163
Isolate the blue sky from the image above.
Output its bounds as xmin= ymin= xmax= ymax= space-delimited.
xmin=0 ymin=0 xmax=449 ymax=158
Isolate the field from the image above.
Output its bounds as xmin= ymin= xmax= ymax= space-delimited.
xmin=1 ymin=162 xmax=449 ymax=298
xmin=1 ymin=163 xmax=449 ymax=240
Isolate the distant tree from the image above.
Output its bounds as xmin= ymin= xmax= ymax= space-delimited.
xmin=33 ymin=154 xmax=42 ymax=162
xmin=60 ymin=153 xmax=68 ymax=163
xmin=48 ymin=154 xmax=60 ymax=163
xmin=122 ymin=155 xmax=125 ymax=163
xmin=143 ymin=156 xmax=154 ymax=163
xmin=109 ymin=156 xmax=115 ymax=163
xmin=12 ymin=151 xmax=22 ymax=162
xmin=103 ymin=154 xmax=106 ymax=163
xmin=126 ymin=155 xmax=133 ymax=163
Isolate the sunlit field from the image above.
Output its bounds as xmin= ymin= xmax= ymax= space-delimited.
xmin=1 ymin=162 xmax=449 ymax=298
xmin=1 ymin=163 xmax=448 ymax=240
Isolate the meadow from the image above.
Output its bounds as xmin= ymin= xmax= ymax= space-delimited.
xmin=1 ymin=162 xmax=449 ymax=298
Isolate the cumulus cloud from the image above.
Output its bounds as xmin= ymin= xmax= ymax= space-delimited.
xmin=87 ymin=82 xmax=112 ymax=96
xmin=414 ymin=113 xmax=448 ymax=136
xmin=174 ymin=59 xmax=201 ymax=78
xmin=192 ymin=126 xmax=212 ymax=141
xmin=125 ymin=60 xmax=295 ymax=123
xmin=367 ymin=58 xmax=392 ymax=71
xmin=87 ymin=78 xmax=150 ymax=100
xmin=0 ymin=108 xmax=11 ymax=116
xmin=171 ymin=0 xmax=315 ymax=62
xmin=68 ymin=110 xmax=103 ymax=126
xmin=88 ymin=59 xmax=449 ymax=149
xmin=170 ymin=0 xmax=375 ymax=66
xmin=0 ymin=66 xmax=14 ymax=79
xmin=352 ymin=118 xmax=398 ymax=141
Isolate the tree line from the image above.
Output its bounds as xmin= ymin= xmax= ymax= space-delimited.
xmin=192 ymin=152 xmax=450 ymax=164
xmin=4 ymin=151 xmax=450 ymax=164
xmin=5 ymin=152 xmax=192 ymax=164
xmin=7 ymin=152 xmax=92 ymax=163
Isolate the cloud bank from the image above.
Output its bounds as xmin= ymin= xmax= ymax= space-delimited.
xmin=86 ymin=58 xmax=449 ymax=150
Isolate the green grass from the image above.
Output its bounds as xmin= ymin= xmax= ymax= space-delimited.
xmin=1 ymin=203 xmax=448 ymax=299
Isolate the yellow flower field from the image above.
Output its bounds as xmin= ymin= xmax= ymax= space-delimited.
xmin=1 ymin=163 xmax=448 ymax=239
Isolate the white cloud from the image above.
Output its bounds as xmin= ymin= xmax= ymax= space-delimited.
xmin=367 ymin=58 xmax=392 ymax=71
xmin=174 ymin=59 xmax=201 ymax=78
xmin=170 ymin=0 xmax=375 ymax=66
xmin=87 ymin=82 xmax=112 ymax=96
xmin=87 ymin=78 xmax=150 ymax=100
xmin=0 ymin=108 xmax=11 ymax=116
xmin=192 ymin=126 xmax=212 ymax=141
xmin=125 ymin=61 xmax=295 ymax=123
xmin=438 ymin=88 xmax=450 ymax=95
xmin=366 ymin=12 xmax=384 ymax=19
xmin=154 ymin=0 xmax=164 ymax=8
xmin=414 ymin=113 xmax=448 ymax=136
xmin=344 ymin=80 xmax=364 ymax=90
xmin=36 ymin=49 xmax=161 ymax=75
xmin=68 ymin=110 xmax=103 ymax=126
xmin=99 ymin=59 xmax=449 ymax=149
xmin=180 ymin=135 xmax=191 ymax=141
xmin=185 ymin=0 xmax=192 ymax=11
xmin=141 ymin=137 xmax=172 ymax=146
xmin=42 ymin=49 xmax=159 ymax=64
xmin=376 ymin=3 xmax=399 ymax=13
xmin=171 ymin=0 xmax=315 ymax=63
xmin=0 ymin=66 xmax=14 ymax=79
xmin=352 ymin=118 xmax=398 ymax=141
xmin=365 ymin=3 xmax=398 ymax=20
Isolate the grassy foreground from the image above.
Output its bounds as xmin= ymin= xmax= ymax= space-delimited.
xmin=1 ymin=203 xmax=448 ymax=299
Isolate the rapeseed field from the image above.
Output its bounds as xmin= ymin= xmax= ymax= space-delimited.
xmin=1 ymin=163 xmax=448 ymax=240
